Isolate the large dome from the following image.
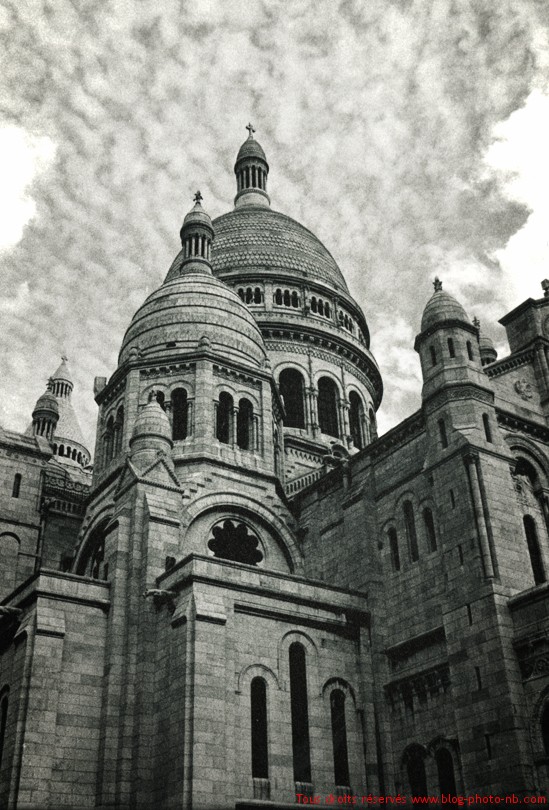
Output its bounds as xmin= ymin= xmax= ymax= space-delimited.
xmin=119 ymin=273 xmax=266 ymax=368
xmin=209 ymin=206 xmax=349 ymax=294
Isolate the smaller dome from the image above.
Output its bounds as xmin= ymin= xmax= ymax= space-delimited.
xmin=51 ymin=356 xmax=73 ymax=384
xmin=421 ymin=278 xmax=471 ymax=332
xmin=479 ymin=333 xmax=498 ymax=366
xmin=33 ymin=390 xmax=59 ymax=417
xmin=131 ymin=399 xmax=172 ymax=445
xmin=182 ymin=193 xmax=214 ymax=231
xmin=235 ymin=125 xmax=267 ymax=165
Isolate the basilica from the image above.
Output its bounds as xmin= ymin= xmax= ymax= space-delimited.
xmin=1 ymin=127 xmax=549 ymax=808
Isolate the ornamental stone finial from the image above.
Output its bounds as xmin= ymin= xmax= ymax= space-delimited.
xmin=541 ymin=279 xmax=549 ymax=297
xmin=433 ymin=277 xmax=442 ymax=292
xmin=246 ymin=122 xmax=255 ymax=138
xmin=193 ymin=190 xmax=203 ymax=204
xmin=473 ymin=317 xmax=481 ymax=329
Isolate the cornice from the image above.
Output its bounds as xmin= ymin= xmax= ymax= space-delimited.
xmin=496 ymin=409 xmax=549 ymax=443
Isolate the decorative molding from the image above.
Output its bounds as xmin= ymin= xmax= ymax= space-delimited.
xmin=385 ymin=626 xmax=446 ymax=664
xmin=514 ymin=632 xmax=549 ymax=681
xmin=140 ymin=362 xmax=195 ymax=379
xmin=485 ymin=348 xmax=535 ymax=377
xmin=384 ymin=662 xmax=451 ymax=707
xmin=370 ymin=411 xmax=425 ymax=459
xmin=496 ymin=409 xmax=549 ymax=443
xmin=212 ymin=364 xmax=262 ymax=388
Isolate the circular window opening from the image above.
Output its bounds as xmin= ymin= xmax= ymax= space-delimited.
xmin=208 ymin=519 xmax=263 ymax=565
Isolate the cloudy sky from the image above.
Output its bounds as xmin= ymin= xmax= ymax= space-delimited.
xmin=1 ymin=0 xmax=549 ymax=451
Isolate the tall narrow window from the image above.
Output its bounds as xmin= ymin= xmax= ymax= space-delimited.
xmin=541 ymin=703 xmax=549 ymax=756
xmin=275 ymin=289 xmax=282 ymax=305
xmin=172 ymin=388 xmax=188 ymax=441
xmin=349 ymin=392 xmax=364 ymax=450
xmin=403 ymin=501 xmax=419 ymax=562
xmin=0 ymin=692 xmax=7 ymax=772
xmin=237 ymin=398 xmax=253 ymax=450
xmin=423 ymin=508 xmax=437 ymax=552
xmin=251 ymin=677 xmax=269 ymax=779
xmin=407 ymin=748 xmax=427 ymax=797
xmin=523 ymin=515 xmax=546 ymax=585
xmin=438 ymin=418 xmax=448 ymax=449
xmin=430 ymin=346 xmax=437 ymax=366
xmin=11 ymin=474 xmax=21 ymax=499
xmin=114 ymin=405 xmax=124 ymax=455
xmin=289 ymin=642 xmax=311 ymax=783
xmin=279 ymin=369 xmax=305 ymax=429
xmin=104 ymin=416 xmax=114 ymax=463
xmin=388 ymin=528 xmax=400 ymax=571
xmin=216 ymin=392 xmax=233 ymax=444
xmin=447 ymin=338 xmax=455 ymax=358
xmin=436 ymin=748 xmax=457 ymax=795
xmin=330 ymin=690 xmax=350 ymax=788
xmin=369 ymin=409 xmax=377 ymax=441
xmin=318 ymin=377 xmax=339 ymax=438
xmin=466 ymin=341 xmax=474 ymax=361
xmin=482 ymin=413 xmax=492 ymax=443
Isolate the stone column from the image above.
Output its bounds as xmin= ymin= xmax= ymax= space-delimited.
xmin=463 ymin=452 xmax=495 ymax=579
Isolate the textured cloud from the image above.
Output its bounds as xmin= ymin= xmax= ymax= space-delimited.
xmin=0 ymin=0 xmax=548 ymax=447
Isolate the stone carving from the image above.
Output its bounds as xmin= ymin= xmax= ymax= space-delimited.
xmin=514 ymin=379 xmax=533 ymax=400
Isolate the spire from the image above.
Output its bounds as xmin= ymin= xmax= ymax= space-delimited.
xmin=234 ymin=123 xmax=270 ymax=209
xmin=178 ymin=192 xmax=214 ymax=276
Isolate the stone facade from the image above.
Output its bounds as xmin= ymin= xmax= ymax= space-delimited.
xmin=0 ymin=132 xmax=549 ymax=808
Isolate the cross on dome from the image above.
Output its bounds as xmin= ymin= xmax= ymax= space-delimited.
xmin=193 ymin=190 xmax=203 ymax=204
xmin=433 ymin=277 xmax=443 ymax=292
xmin=246 ymin=122 xmax=255 ymax=138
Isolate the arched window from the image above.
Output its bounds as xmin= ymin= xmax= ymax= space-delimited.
xmin=104 ymin=416 xmax=114 ymax=463
xmin=114 ymin=405 xmax=124 ymax=455
xmin=11 ymin=474 xmax=21 ymax=499
xmin=246 ymin=287 xmax=253 ymax=304
xmin=156 ymin=391 xmax=166 ymax=410
xmin=283 ymin=290 xmax=291 ymax=307
xmin=330 ymin=689 xmax=350 ymax=788
xmin=403 ymin=501 xmax=419 ymax=562
xmin=406 ymin=747 xmax=427 ymax=797
xmin=482 ymin=413 xmax=492 ymax=443
xmin=251 ymin=677 xmax=269 ymax=779
xmin=237 ymin=398 xmax=253 ymax=450
xmin=438 ymin=418 xmax=448 ymax=449
xmin=541 ymin=703 xmax=549 ymax=756
xmin=0 ymin=691 xmax=8 ymax=772
xmin=172 ymin=388 xmax=188 ymax=441
xmin=325 ymin=302 xmax=331 ymax=318
xmin=291 ymin=291 xmax=299 ymax=308
xmin=59 ymin=444 xmax=65 ymax=457
xmin=289 ymin=642 xmax=311 ymax=783
xmin=318 ymin=377 xmax=339 ymax=438
xmin=423 ymin=508 xmax=437 ymax=552
xmin=523 ymin=515 xmax=545 ymax=585
xmin=238 ymin=288 xmax=245 ymax=301
xmin=254 ymin=287 xmax=262 ymax=304
xmin=311 ymin=297 xmax=317 ymax=313
xmin=436 ymin=747 xmax=457 ymax=795
xmin=72 ymin=448 xmax=77 ymax=460
xmin=349 ymin=392 xmax=364 ymax=450
xmin=388 ymin=528 xmax=400 ymax=571
xmin=318 ymin=300 xmax=325 ymax=316
xmin=216 ymin=392 xmax=233 ymax=444
xmin=275 ymin=289 xmax=282 ymax=305
xmin=279 ymin=369 xmax=305 ymax=429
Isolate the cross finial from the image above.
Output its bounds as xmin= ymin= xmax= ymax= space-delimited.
xmin=246 ymin=122 xmax=255 ymax=138
xmin=61 ymin=354 xmax=68 ymax=363
xmin=433 ymin=277 xmax=442 ymax=292
xmin=473 ymin=317 xmax=481 ymax=330
xmin=193 ymin=190 xmax=203 ymax=204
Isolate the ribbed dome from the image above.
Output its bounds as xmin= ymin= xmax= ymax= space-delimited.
xmin=209 ymin=206 xmax=349 ymax=293
xmin=33 ymin=390 xmax=59 ymax=416
xmin=421 ymin=288 xmax=471 ymax=332
xmin=236 ymin=136 xmax=267 ymax=164
xmin=131 ymin=399 xmax=172 ymax=444
xmin=119 ymin=273 xmax=266 ymax=368
xmin=182 ymin=198 xmax=213 ymax=230
xmin=51 ymin=357 xmax=73 ymax=384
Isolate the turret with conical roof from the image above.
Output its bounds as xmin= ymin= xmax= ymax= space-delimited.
xmin=234 ymin=123 xmax=270 ymax=208
xmin=32 ymin=387 xmax=59 ymax=442
xmin=48 ymin=356 xmax=91 ymax=467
